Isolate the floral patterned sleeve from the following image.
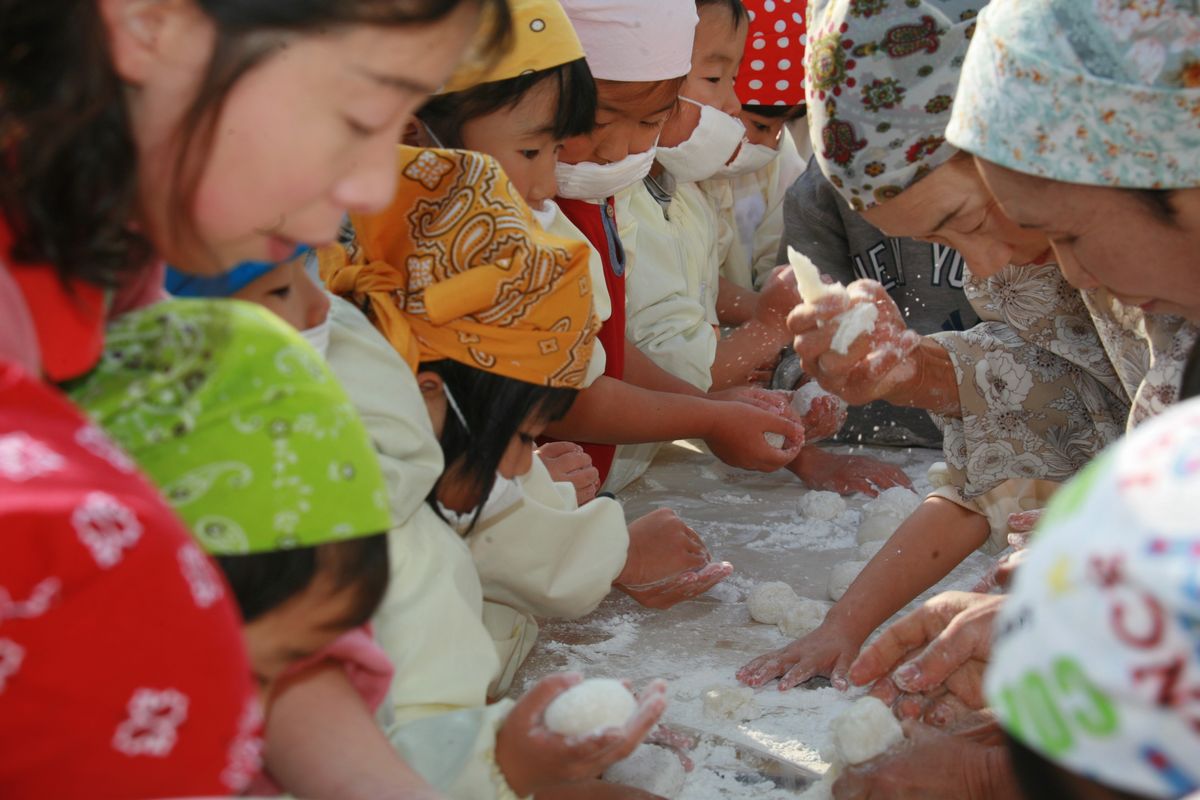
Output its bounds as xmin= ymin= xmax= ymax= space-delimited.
xmin=929 ymin=264 xmax=1130 ymax=499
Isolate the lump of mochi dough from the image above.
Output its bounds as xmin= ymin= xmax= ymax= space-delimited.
xmin=798 ymin=490 xmax=847 ymax=522
xmin=764 ymin=431 xmax=787 ymax=449
xmin=856 ymin=539 xmax=887 ymax=560
xmin=827 ymin=560 xmax=867 ymax=601
xmin=857 ymin=487 xmax=922 ymax=544
xmin=544 ymin=678 xmax=637 ymax=737
xmin=603 ymin=744 xmax=687 ymax=799
xmin=703 ymin=685 xmax=761 ymax=721
xmin=829 ymin=696 xmax=905 ymax=766
xmin=927 ymin=461 xmax=953 ymax=489
xmin=778 ymin=599 xmax=830 ymax=638
xmin=748 ymin=581 xmax=800 ymax=625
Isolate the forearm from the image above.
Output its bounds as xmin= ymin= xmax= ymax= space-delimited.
xmin=545 ymin=375 xmax=717 ymax=444
xmin=716 ymin=277 xmax=757 ymax=326
xmin=709 ymin=320 xmax=788 ymax=391
xmin=622 ymin=339 xmax=707 ymax=396
xmin=266 ymin=664 xmax=441 ymax=800
xmin=825 ymin=498 xmax=989 ymax=642
xmin=881 ymin=337 xmax=962 ymax=418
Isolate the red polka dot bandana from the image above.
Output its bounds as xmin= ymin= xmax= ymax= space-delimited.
xmin=736 ymin=0 xmax=807 ymax=107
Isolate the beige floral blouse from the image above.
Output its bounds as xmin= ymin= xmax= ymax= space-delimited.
xmin=930 ymin=263 xmax=1199 ymax=499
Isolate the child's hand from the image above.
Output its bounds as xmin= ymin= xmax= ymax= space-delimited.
xmin=736 ymin=620 xmax=865 ymax=691
xmin=615 ymin=510 xmax=732 ymax=609
xmin=704 ymin=400 xmax=805 ymax=472
xmin=787 ymin=280 xmax=923 ymax=406
xmin=794 ymin=382 xmax=849 ymax=442
xmin=753 ymin=266 xmax=802 ymax=332
xmin=537 ymin=441 xmax=601 ymax=505
xmin=495 ymin=674 xmax=668 ymax=797
xmin=787 ymin=447 xmax=913 ymax=497
xmin=618 ymin=561 xmax=734 ymax=609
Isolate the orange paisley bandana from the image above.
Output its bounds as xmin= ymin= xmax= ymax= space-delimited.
xmin=321 ymin=146 xmax=598 ymax=389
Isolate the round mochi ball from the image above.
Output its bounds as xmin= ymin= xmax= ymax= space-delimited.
xmin=603 ymin=744 xmax=686 ymax=798
xmin=748 ymin=581 xmax=800 ymax=625
xmin=827 ymin=560 xmax=867 ymax=601
xmin=830 ymin=696 xmax=905 ymax=766
xmin=702 ymin=685 xmax=761 ymax=721
xmin=543 ymin=678 xmax=637 ymax=737
xmin=777 ymin=599 xmax=830 ymax=639
xmin=798 ymin=490 xmax=847 ymax=521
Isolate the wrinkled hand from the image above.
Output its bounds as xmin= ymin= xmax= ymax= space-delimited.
xmin=788 ymin=447 xmax=913 ymax=497
xmin=704 ymin=400 xmax=805 ymax=472
xmin=832 ymin=720 xmax=1017 ymax=800
xmin=737 ymin=621 xmax=863 ymax=691
xmin=496 ymin=674 xmax=668 ymax=797
xmin=849 ymin=592 xmax=1003 ymax=720
xmin=787 ymin=280 xmax=922 ymax=406
xmin=616 ymin=509 xmax=732 ymax=609
xmin=538 ymin=441 xmax=601 ymax=505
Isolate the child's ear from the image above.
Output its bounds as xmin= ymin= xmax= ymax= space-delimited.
xmin=402 ymin=120 xmax=427 ymax=148
xmin=100 ymin=0 xmax=203 ymax=85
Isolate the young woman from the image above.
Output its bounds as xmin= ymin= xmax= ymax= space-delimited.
xmin=0 ymin=0 xmax=503 ymax=794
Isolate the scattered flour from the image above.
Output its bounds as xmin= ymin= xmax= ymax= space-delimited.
xmin=829 ymin=696 xmax=905 ymax=765
xmin=703 ymin=686 xmax=761 ymax=721
xmin=829 ymin=303 xmax=879 ymax=355
xmin=798 ymin=491 xmax=847 ymax=521
xmin=604 ymin=744 xmax=687 ymax=798
xmin=827 ymin=560 xmax=867 ymax=601
xmin=748 ymin=581 xmax=800 ymax=625
xmin=778 ymin=599 xmax=830 ymax=639
xmin=544 ymin=678 xmax=637 ymax=736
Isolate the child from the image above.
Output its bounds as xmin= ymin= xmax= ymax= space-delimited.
xmin=546 ymin=0 xmax=805 ymax=492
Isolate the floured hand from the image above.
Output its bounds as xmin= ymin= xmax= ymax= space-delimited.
xmin=788 ymin=447 xmax=913 ymax=497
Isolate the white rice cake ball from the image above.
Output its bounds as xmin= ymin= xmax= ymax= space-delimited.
xmin=702 ymin=685 xmax=761 ymax=721
xmin=827 ymin=560 xmax=867 ymax=601
xmin=798 ymin=490 xmax=847 ymax=521
xmin=856 ymin=539 xmax=887 ymax=560
xmin=603 ymin=744 xmax=686 ymax=799
xmin=830 ymin=696 xmax=905 ymax=765
xmin=864 ymin=486 xmax=921 ymax=519
xmin=777 ymin=599 xmax=830 ymax=638
xmin=927 ymin=461 xmax=952 ymax=488
xmin=544 ymin=678 xmax=637 ymax=737
xmin=748 ymin=581 xmax=800 ymax=625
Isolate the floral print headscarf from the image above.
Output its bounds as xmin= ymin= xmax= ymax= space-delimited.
xmin=948 ymin=0 xmax=1200 ymax=189
xmin=805 ymin=0 xmax=988 ymax=211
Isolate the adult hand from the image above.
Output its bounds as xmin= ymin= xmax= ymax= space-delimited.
xmin=788 ymin=447 xmax=913 ymax=497
xmin=736 ymin=621 xmax=863 ymax=691
xmin=495 ymin=674 xmax=668 ymax=797
xmin=832 ymin=720 xmax=1019 ymax=800
xmin=849 ymin=592 xmax=1003 ymax=717
xmin=537 ymin=442 xmax=601 ymax=506
xmin=704 ymin=400 xmax=805 ymax=472
xmin=787 ymin=280 xmax=923 ymax=406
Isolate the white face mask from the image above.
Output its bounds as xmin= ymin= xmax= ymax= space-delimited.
xmin=437 ymin=473 xmax=526 ymax=534
xmin=555 ymin=143 xmax=658 ymax=201
xmin=711 ymin=139 xmax=780 ymax=179
xmin=654 ymin=98 xmax=746 ymax=183
xmin=299 ymin=317 xmax=332 ymax=358
xmin=530 ymin=201 xmax=559 ymax=231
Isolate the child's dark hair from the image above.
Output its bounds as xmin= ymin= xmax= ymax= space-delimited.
xmin=0 ymin=0 xmax=511 ymax=289
xmin=698 ymin=0 xmax=748 ymax=26
xmin=419 ymin=58 xmax=598 ymax=148
xmin=1136 ymin=189 xmax=1178 ymax=227
xmin=741 ymin=103 xmax=807 ymax=120
xmin=1007 ymin=734 xmax=1152 ymax=800
xmin=420 ymin=358 xmax=576 ymax=530
xmin=217 ymin=533 xmax=390 ymax=628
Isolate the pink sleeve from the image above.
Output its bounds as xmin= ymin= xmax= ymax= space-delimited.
xmin=284 ymin=625 xmax=395 ymax=713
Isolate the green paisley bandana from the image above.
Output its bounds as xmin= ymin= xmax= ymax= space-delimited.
xmin=805 ymin=0 xmax=987 ymax=211
xmin=69 ymin=299 xmax=393 ymax=554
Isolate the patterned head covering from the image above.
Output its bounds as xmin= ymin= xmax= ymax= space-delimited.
xmin=987 ymin=398 xmax=1200 ymax=798
xmin=68 ymin=299 xmax=393 ymax=555
xmin=321 ymin=146 xmax=599 ymax=390
xmin=736 ymin=0 xmax=807 ymax=107
xmin=947 ymin=0 xmax=1200 ymax=189
xmin=439 ymin=0 xmax=586 ymax=94
xmin=805 ymin=0 xmax=987 ymax=211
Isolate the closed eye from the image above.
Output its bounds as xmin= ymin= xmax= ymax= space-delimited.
xmin=520 ymin=149 xmax=541 ymax=160
xmin=268 ymin=285 xmax=292 ymax=300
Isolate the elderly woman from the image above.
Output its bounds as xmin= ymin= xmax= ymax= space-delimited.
xmin=819 ymin=0 xmax=1200 ymax=797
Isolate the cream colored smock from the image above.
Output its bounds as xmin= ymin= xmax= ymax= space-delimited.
xmin=324 ymin=296 xmax=518 ymax=800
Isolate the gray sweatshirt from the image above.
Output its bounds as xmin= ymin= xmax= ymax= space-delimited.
xmin=779 ymin=157 xmax=980 ymax=449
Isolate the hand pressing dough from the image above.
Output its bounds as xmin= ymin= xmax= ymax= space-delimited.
xmin=703 ymin=685 xmax=761 ymax=721
xmin=829 ymin=302 xmax=879 ymax=355
xmin=798 ymin=490 xmax=847 ymax=521
xmin=748 ymin=581 xmax=800 ymax=625
xmin=856 ymin=487 xmax=922 ymax=544
xmin=544 ymin=678 xmax=637 ymax=737
xmin=829 ymin=697 xmax=905 ymax=766
xmin=764 ymin=431 xmax=786 ymax=449
xmin=603 ymin=744 xmax=687 ymax=799
xmin=827 ymin=560 xmax=867 ymax=601
xmin=777 ymin=599 xmax=830 ymax=638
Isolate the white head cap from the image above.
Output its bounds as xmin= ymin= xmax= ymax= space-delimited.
xmin=560 ymin=0 xmax=698 ymax=82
